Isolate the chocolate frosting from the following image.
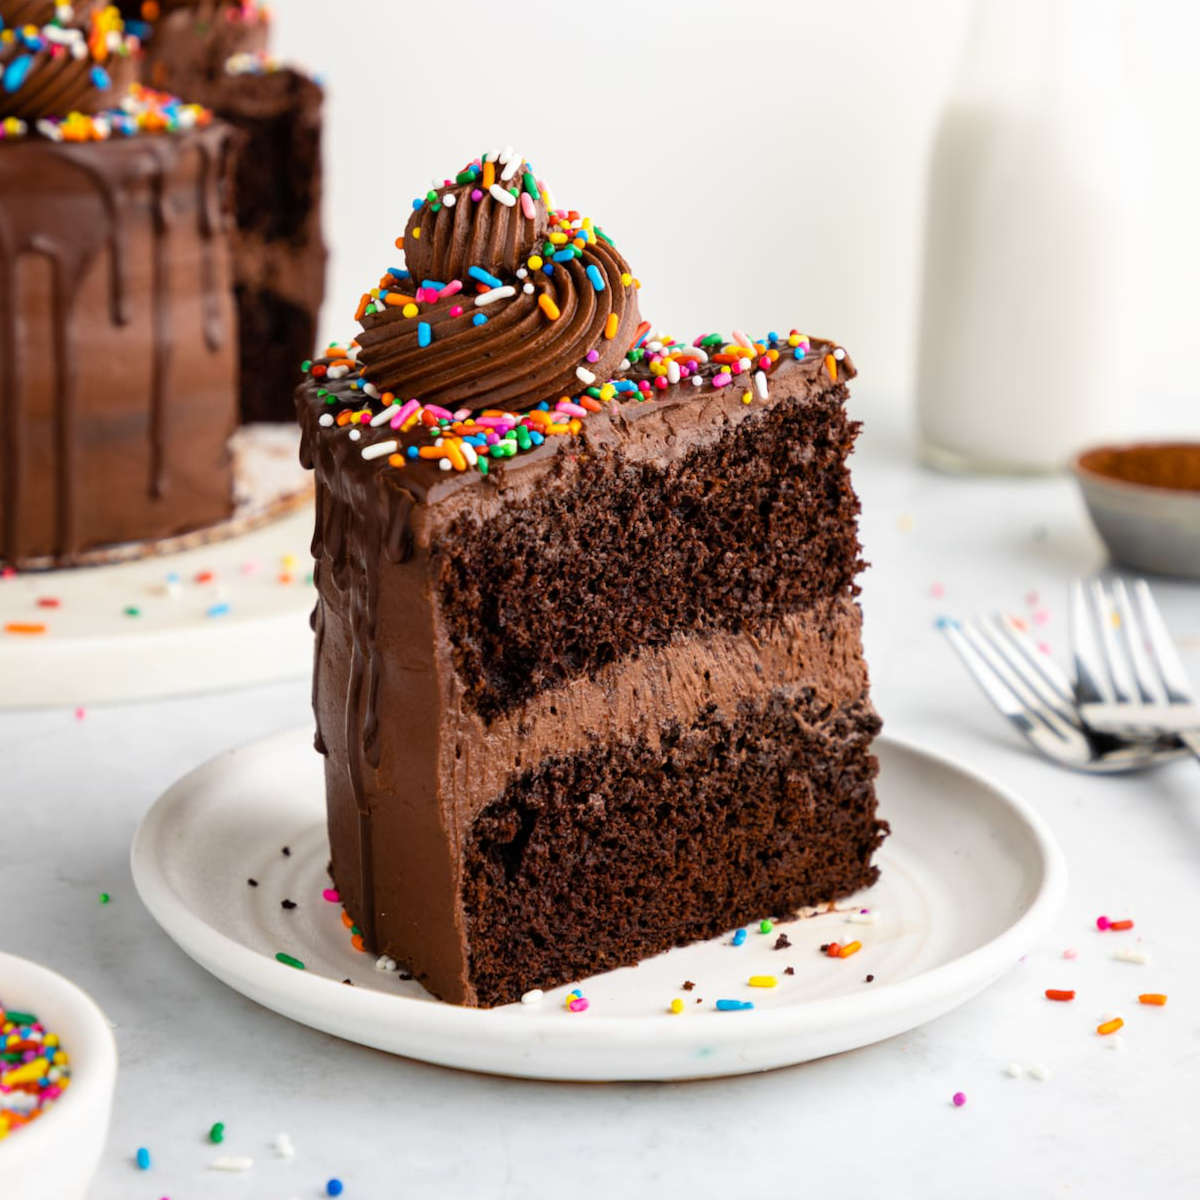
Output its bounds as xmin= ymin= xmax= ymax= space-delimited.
xmin=354 ymin=154 xmax=640 ymax=412
xmin=0 ymin=3 xmax=138 ymax=120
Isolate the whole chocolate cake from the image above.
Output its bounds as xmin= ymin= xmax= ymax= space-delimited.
xmin=0 ymin=3 xmax=238 ymax=567
xmin=296 ymin=150 xmax=885 ymax=1007
xmin=123 ymin=0 xmax=327 ymax=423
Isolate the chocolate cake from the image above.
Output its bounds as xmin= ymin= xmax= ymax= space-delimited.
xmin=125 ymin=0 xmax=327 ymax=422
xmin=296 ymin=150 xmax=885 ymax=1007
xmin=0 ymin=4 xmax=238 ymax=567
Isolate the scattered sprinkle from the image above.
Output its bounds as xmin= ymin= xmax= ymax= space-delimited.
xmin=99 ymin=892 xmax=110 ymax=905
xmin=565 ymin=989 xmax=588 ymax=1013
xmin=715 ymin=999 xmax=754 ymax=1012
xmin=209 ymin=1156 xmax=253 ymax=1172
xmin=952 ymin=1092 xmax=967 ymax=1108
xmin=1107 ymin=919 xmax=1134 ymax=931
xmin=322 ymin=888 xmax=340 ymax=903
xmin=1138 ymin=993 xmax=1167 ymax=1006
xmin=1044 ymin=989 xmax=1075 ymax=1002
xmin=1005 ymin=1062 xmax=1024 ymax=1078
xmin=274 ymin=952 xmax=305 ymax=970
xmin=1113 ymin=948 xmax=1150 ymax=965
xmin=1028 ymin=1064 xmax=1051 ymax=1082
xmin=748 ymin=975 xmax=777 ymax=988
xmin=520 ymin=988 xmax=543 ymax=1006
xmin=327 ymin=1180 xmax=345 ymax=1197
xmin=731 ymin=928 xmax=747 ymax=947
xmin=209 ymin=1122 xmax=225 ymax=1144
xmin=136 ymin=1147 xmax=151 ymax=1170
xmin=1062 ymin=948 xmax=1078 ymax=959
xmin=274 ymin=1132 xmax=295 ymax=1159
xmin=669 ymin=998 xmax=684 ymax=1015
xmin=1095 ymin=915 xmax=1110 ymax=931
xmin=758 ymin=919 xmax=773 ymax=934
xmin=1096 ymin=1017 xmax=1124 ymax=1036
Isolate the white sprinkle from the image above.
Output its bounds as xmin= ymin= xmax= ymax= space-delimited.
xmin=667 ymin=360 xmax=680 ymax=384
xmin=346 ymin=344 xmax=361 ymax=361
xmin=443 ymin=192 xmax=456 ymax=208
xmin=833 ymin=347 xmax=846 ymax=361
xmin=515 ymin=267 xmax=528 ymax=279
xmin=691 ymin=376 xmax=704 ymax=387
xmin=676 ymin=347 xmax=708 ymax=363
xmin=1113 ymin=947 xmax=1150 ymax=965
xmin=1028 ymin=1063 xmax=1051 ymax=1082
xmin=575 ymin=367 xmax=597 ymax=385
xmin=646 ymin=340 xmax=663 ymax=353
xmin=735 ymin=356 xmax=752 ymax=375
xmin=375 ymin=954 xmax=398 ymax=972
xmin=362 ymin=382 xmax=380 ymax=400
xmin=1005 ymin=1062 xmax=1024 ymax=1078
xmin=619 ymin=358 xmax=630 ymax=371
xmin=483 ymin=149 xmax=498 ymax=163
xmin=500 ymin=153 xmax=521 ymax=182
xmin=498 ymin=144 xmax=514 ymax=164
xmin=209 ymin=1156 xmax=254 ymax=1172
xmin=845 ymin=909 xmax=878 ymax=925
xmin=370 ymin=403 xmax=401 ymax=427
xmin=454 ymin=409 xmax=471 ymax=421
xmin=489 ymin=183 xmax=517 ymax=208
xmin=522 ymin=283 xmax=535 ymax=295
xmin=274 ymin=1133 xmax=295 ymax=1159
xmin=520 ymin=988 xmax=544 ymax=1006
xmin=348 ymin=428 xmax=362 ymax=442
xmin=326 ymin=364 xmax=349 ymax=379
xmin=754 ymin=369 xmax=769 ymax=400
xmin=438 ymin=458 xmax=452 ymax=471
xmin=318 ymin=411 xmax=334 ymax=428
xmin=475 ymin=285 xmax=516 ymax=307
xmin=460 ymin=442 xmax=478 ymax=467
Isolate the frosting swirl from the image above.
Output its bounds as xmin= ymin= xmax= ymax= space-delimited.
xmin=0 ymin=4 xmax=137 ymax=121
xmin=354 ymin=150 xmax=641 ymax=414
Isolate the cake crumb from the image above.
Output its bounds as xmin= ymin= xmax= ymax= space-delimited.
xmin=281 ymin=899 xmax=297 ymax=910
xmin=247 ymin=878 xmax=258 ymax=887
xmin=865 ymin=974 xmax=875 ymax=983
xmin=773 ymin=933 xmax=792 ymax=950
xmin=281 ymin=846 xmax=291 ymax=857
xmin=784 ymin=967 xmax=795 ymax=976
xmin=682 ymin=980 xmax=695 ymax=991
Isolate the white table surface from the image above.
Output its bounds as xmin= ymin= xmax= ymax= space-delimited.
xmin=3 ymin=399 xmax=1198 ymax=1199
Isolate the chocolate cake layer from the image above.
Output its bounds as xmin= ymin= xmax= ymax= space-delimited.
xmin=0 ymin=126 xmax=238 ymax=566
xmin=300 ymin=351 xmax=882 ymax=1005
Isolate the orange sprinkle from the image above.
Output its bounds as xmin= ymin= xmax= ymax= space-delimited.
xmin=384 ymin=293 xmax=417 ymax=307
xmin=568 ymin=418 xmax=582 ymax=435
xmin=443 ymin=440 xmax=467 ymax=472
xmin=388 ymin=454 xmax=406 ymax=468
xmin=579 ymin=397 xmax=604 ymax=413
xmin=418 ymin=446 xmax=448 ymax=460
xmin=482 ymin=160 xmax=495 ymax=189
xmin=354 ymin=293 xmax=371 ymax=322
xmin=825 ymin=942 xmax=841 ymax=958
xmin=1044 ymin=989 xmax=1076 ymax=1002
xmin=394 ymin=235 xmax=404 ymax=249
xmin=340 ymin=911 xmax=354 ymax=929
xmin=825 ymin=353 xmax=838 ymax=381
xmin=711 ymin=353 xmax=743 ymax=365
xmin=1108 ymin=919 xmax=1134 ymax=931
xmin=538 ymin=294 xmax=561 ymax=321
xmin=1138 ymin=993 xmax=1168 ymax=1006
xmin=1096 ymin=1017 xmax=1124 ymax=1035
xmin=277 ymin=573 xmax=293 ymax=585
xmin=5 ymin=622 xmax=46 ymax=635
xmin=838 ymin=940 xmax=862 ymax=959
xmin=350 ymin=934 xmax=365 ymax=953
xmin=603 ymin=313 xmax=619 ymax=340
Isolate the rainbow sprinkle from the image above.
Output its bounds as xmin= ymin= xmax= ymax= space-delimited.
xmin=0 ymin=1004 xmax=71 ymax=1141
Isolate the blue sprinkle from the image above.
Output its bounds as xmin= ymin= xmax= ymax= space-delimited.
xmin=468 ymin=266 xmax=503 ymax=289
xmin=90 ymin=65 xmax=111 ymax=90
xmin=529 ymin=431 xmax=545 ymax=446
xmin=472 ymin=313 xmax=487 ymax=327
xmin=206 ymin=602 xmax=231 ymax=618
xmin=585 ymin=264 xmax=605 ymax=291
xmin=715 ymin=999 xmax=754 ymax=1012
xmin=541 ymin=262 xmax=555 ymax=276
xmin=731 ymin=928 xmax=747 ymax=946
xmin=934 ymin=616 xmax=959 ymax=631
xmin=411 ymin=198 xmax=423 ymax=210
xmin=135 ymin=1147 xmax=151 ymax=1170
xmin=389 ymin=267 xmax=410 ymax=279
xmin=536 ymin=400 xmax=551 ymax=411
xmin=3 ymin=54 xmax=33 ymax=94
xmin=418 ymin=321 xmax=432 ymax=348
xmin=420 ymin=279 xmax=445 ymax=291
xmin=793 ymin=347 xmax=805 ymax=359
xmin=552 ymin=249 xmax=575 ymax=264
xmin=406 ymin=446 xmax=419 ymax=459
xmin=326 ymin=1180 xmax=344 ymax=1197
xmin=166 ymin=571 xmax=181 ymax=584
xmin=768 ymin=330 xmax=779 ymax=344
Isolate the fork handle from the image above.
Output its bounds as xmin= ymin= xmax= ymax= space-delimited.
xmin=1182 ymin=730 xmax=1200 ymax=764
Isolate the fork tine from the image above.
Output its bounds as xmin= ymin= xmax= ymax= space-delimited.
xmin=1111 ymin=579 xmax=1167 ymax=704
xmin=958 ymin=619 xmax=1081 ymax=743
xmin=1133 ymin=579 xmax=1197 ymax=703
xmin=982 ymin=615 xmax=1082 ymax=728
xmin=1070 ymin=580 xmax=1114 ymax=704
xmin=1091 ymin=579 xmax=1138 ymax=702
xmin=939 ymin=618 xmax=1035 ymax=727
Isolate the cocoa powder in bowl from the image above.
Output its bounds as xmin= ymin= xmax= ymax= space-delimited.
xmin=1077 ymin=443 xmax=1200 ymax=492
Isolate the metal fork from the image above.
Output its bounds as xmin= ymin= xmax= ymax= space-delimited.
xmin=938 ymin=613 xmax=1188 ymax=773
xmin=1070 ymin=578 xmax=1200 ymax=760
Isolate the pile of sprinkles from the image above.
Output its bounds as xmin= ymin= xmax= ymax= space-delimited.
xmin=0 ymin=1004 xmax=70 ymax=1140
xmin=18 ymin=82 xmax=211 ymax=143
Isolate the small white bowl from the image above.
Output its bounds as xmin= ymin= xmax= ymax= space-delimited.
xmin=1 ymin=952 xmax=117 ymax=1200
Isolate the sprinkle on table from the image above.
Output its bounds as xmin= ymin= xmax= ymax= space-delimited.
xmin=952 ymin=1092 xmax=967 ymax=1108
xmin=136 ymin=1147 xmax=151 ymax=1170
xmin=748 ymin=975 xmax=777 ymax=988
xmin=209 ymin=1121 xmax=225 ymax=1143
xmin=274 ymin=952 xmax=305 ymax=970
xmin=758 ymin=919 xmax=773 ymax=934
xmin=1096 ymin=1017 xmax=1124 ymax=1036
xmin=565 ymin=989 xmax=588 ymax=1013
xmin=4 ymin=622 xmax=46 ymax=635
xmin=715 ymin=999 xmax=754 ymax=1012
xmin=668 ymin=998 xmax=684 ymax=1015
xmin=1138 ymin=993 xmax=1167 ymax=1006
xmin=99 ymin=892 xmax=110 ymax=905
xmin=1044 ymin=989 xmax=1075 ymax=1002
xmin=731 ymin=928 xmax=747 ymax=947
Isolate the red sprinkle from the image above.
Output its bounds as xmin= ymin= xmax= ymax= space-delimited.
xmin=194 ymin=570 xmax=215 ymax=584
xmin=36 ymin=596 xmax=61 ymax=608
xmin=1044 ymin=989 xmax=1075 ymax=1002
xmin=1108 ymin=919 xmax=1134 ymax=931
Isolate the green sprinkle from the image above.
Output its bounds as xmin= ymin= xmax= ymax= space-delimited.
xmin=584 ymin=386 xmax=602 ymax=399
xmin=123 ymin=605 xmax=140 ymax=618
xmin=274 ymin=952 xmax=305 ymax=970
xmin=209 ymin=1122 xmax=225 ymax=1144
xmin=596 ymin=228 xmax=615 ymax=246
xmin=4 ymin=1011 xmax=36 ymax=1025
xmin=477 ymin=458 xmax=489 ymax=476
xmin=99 ymin=892 xmax=110 ymax=905
xmin=759 ymin=919 xmax=773 ymax=934
xmin=701 ymin=333 xmax=724 ymax=348
xmin=430 ymin=202 xmax=441 ymax=213
xmin=522 ymin=171 xmax=538 ymax=198
xmin=515 ymin=425 xmax=532 ymax=451
xmin=301 ymin=359 xmax=312 ymax=372
xmin=304 ymin=572 xmax=314 ymax=585
xmin=425 ymin=189 xmax=438 ymax=202
xmin=455 ymin=168 xmax=477 ymax=185
xmin=350 ymin=925 xmax=361 ymax=937
xmin=365 ymin=304 xmax=377 ymax=316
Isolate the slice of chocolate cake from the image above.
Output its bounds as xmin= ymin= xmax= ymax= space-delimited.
xmin=296 ymin=150 xmax=885 ymax=1007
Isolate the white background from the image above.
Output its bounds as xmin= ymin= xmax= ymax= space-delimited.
xmin=272 ymin=0 xmax=1200 ymax=423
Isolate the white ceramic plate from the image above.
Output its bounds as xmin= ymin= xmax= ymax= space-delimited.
xmin=131 ymin=727 xmax=1066 ymax=1082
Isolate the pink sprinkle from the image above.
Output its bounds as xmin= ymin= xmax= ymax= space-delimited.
xmin=930 ymin=582 xmax=945 ymax=599
xmin=1026 ymin=590 xmax=1039 ymax=606
xmin=1096 ymin=915 xmax=1110 ymax=931
xmin=1037 ymin=642 xmax=1052 ymax=655
xmin=586 ymin=349 xmax=600 ymax=363
xmin=758 ymin=355 xmax=771 ymax=369
xmin=654 ymin=376 xmax=669 ymax=389
xmin=1033 ymin=609 xmax=1050 ymax=626
xmin=1063 ymin=948 xmax=1078 ymax=959
xmin=74 ymin=706 xmax=86 ymax=721
xmin=568 ymin=997 xmax=589 ymax=1013
xmin=449 ymin=304 xmax=463 ymax=317
xmin=556 ymin=400 xmax=588 ymax=417
xmin=952 ymin=1092 xmax=967 ymax=1107
xmin=391 ymin=398 xmax=421 ymax=428
xmin=712 ymin=371 xmax=732 ymax=388
xmin=240 ymin=560 xmax=260 ymax=575
xmin=358 ymin=412 xmax=372 ymax=424
xmin=476 ymin=416 xmax=516 ymax=429
xmin=414 ymin=287 xmax=431 ymax=303
xmin=438 ymin=280 xmax=463 ymax=299
xmin=470 ymin=188 xmax=483 ymax=202
xmin=520 ymin=191 xmax=536 ymax=219
xmin=322 ymin=888 xmax=340 ymax=903
xmin=424 ymin=404 xmax=454 ymax=420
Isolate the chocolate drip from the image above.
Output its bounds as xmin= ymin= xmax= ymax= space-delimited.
xmin=194 ymin=137 xmax=227 ymax=353
xmin=146 ymin=147 xmax=173 ymax=499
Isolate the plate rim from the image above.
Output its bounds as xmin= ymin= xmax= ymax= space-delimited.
xmin=130 ymin=726 xmax=1067 ymax=1049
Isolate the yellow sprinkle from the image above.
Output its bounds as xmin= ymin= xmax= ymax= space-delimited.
xmin=43 ymin=1034 xmax=58 ymax=1048
xmin=838 ymin=940 xmax=862 ymax=958
xmin=281 ymin=554 xmax=297 ymax=569
xmin=411 ymin=226 xmax=421 ymax=239
xmin=548 ymin=232 xmax=569 ymax=245
xmin=528 ymin=255 xmax=544 ymax=270
xmin=599 ymin=383 xmax=616 ymax=400
xmin=603 ymin=313 xmax=619 ymax=340
xmin=741 ymin=391 xmax=752 ymax=405
xmin=669 ymin=998 xmax=684 ymax=1015
xmin=2 ymin=1058 xmax=49 ymax=1087
xmin=748 ymin=975 xmax=777 ymax=988
xmin=402 ymin=303 xmax=419 ymax=318
xmin=538 ymin=294 xmax=561 ymax=321
xmin=620 ymin=272 xmax=632 ymax=287
xmin=788 ymin=333 xmax=801 ymax=347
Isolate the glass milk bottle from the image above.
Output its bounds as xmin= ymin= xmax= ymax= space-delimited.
xmin=914 ymin=0 xmax=1142 ymax=472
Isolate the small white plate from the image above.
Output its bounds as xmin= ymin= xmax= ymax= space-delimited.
xmin=131 ymin=728 xmax=1065 ymax=1082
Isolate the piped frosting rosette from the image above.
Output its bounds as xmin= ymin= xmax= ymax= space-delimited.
xmin=0 ymin=2 xmax=138 ymax=121
xmin=353 ymin=148 xmax=642 ymax=415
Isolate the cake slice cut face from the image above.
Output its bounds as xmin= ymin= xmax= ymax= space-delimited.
xmin=297 ymin=150 xmax=885 ymax=1007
